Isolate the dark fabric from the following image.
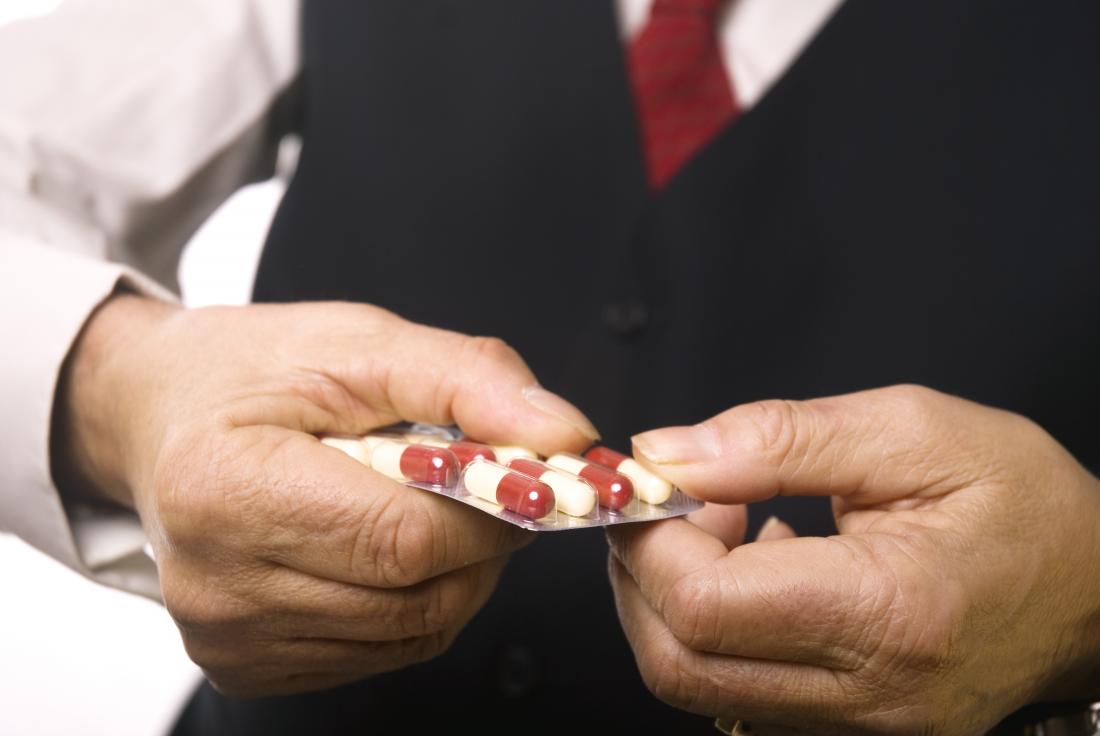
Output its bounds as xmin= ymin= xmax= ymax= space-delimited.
xmin=180 ymin=0 xmax=1100 ymax=732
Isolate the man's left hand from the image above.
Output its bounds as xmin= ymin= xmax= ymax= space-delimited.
xmin=607 ymin=385 xmax=1100 ymax=735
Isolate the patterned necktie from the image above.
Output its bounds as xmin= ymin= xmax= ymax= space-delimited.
xmin=627 ymin=0 xmax=740 ymax=190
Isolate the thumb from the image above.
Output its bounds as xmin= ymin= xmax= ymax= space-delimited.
xmin=629 ymin=385 xmax=1003 ymax=506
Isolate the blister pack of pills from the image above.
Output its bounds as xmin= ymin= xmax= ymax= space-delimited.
xmin=321 ymin=424 xmax=703 ymax=531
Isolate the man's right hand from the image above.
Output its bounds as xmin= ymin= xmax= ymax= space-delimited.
xmin=52 ymin=295 xmax=598 ymax=697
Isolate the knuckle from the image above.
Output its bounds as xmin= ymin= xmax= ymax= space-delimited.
xmin=648 ymin=664 xmax=682 ymax=707
xmin=429 ymin=628 xmax=460 ymax=660
xmin=160 ymin=570 xmax=256 ymax=657
xmin=886 ymin=383 xmax=940 ymax=404
xmin=150 ymin=440 xmax=217 ymax=545
xmin=416 ymin=565 xmax=483 ymax=635
xmin=860 ymin=704 xmax=940 ymax=736
xmin=344 ymin=300 xmax=397 ymax=324
xmin=742 ymin=399 xmax=804 ymax=468
xmin=849 ymin=538 xmax=960 ymax=682
xmin=883 ymin=384 xmax=942 ymax=427
xmin=185 ymin=646 xmax=242 ymax=682
xmin=400 ymin=629 xmax=456 ymax=667
xmin=1001 ymin=410 xmax=1058 ymax=458
xmin=636 ymin=641 xmax=671 ymax=698
xmin=641 ymin=644 xmax=702 ymax=712
xmin=365 ymin=495 xmax=440 ymax=587
xmin=163 ymin=585 xmax=244 ymax=642
xmin=161 ymin=573 xmax=221 ymax=633
xmin=664 ymin=569 xmax=720 ymax=651
xmin=888 ymin=591 xmax=961 ymax=678
xmin=283 ymin=367 xmax=362 ymax=422
xmin=201 ymin=671 xmax=241 ymax=697
xmin=202 ymin=669 xmax=266 ymax=700
xmin=462 ymin=335 xmax=522 ymax=370
xmin=152 ymin=431 xmax=257 ymax=550
xmin=399 ymin=582 xmax=458 ymax=639
xmin=305 ymin=301 xmax=399 ymax=347
xmin=178 ymin=631 xmax=243 ymax=675
xmin=416 ymin=586 xmax=454 ymax=636
xmin=837 ymin=539 xmax=907 ymax=657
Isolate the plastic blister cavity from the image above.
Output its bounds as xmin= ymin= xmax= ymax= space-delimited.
xmin=545 ymin=453 xmax=639 ymax=516
xmin=403 ymin=433 xmax=498 ymax=468
xmin=319 ymin=425 xmax=702 ymax=531
xmin=460 ymin=460 xmax=557 ymax=522
xmin=369 ymin=439 xmax=459 ymax=487
xmin=506 ymin=457 xmax=599 ymax=520
xmin=584 ymin=446 xmax=673 ymax=505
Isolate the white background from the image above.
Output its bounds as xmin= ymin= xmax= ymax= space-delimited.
xmin=0 ymin=2 xmax=285 ymax=733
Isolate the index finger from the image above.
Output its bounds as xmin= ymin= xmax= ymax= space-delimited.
xmin=198 ymin=427 xmax=534 ymax=588
xmin=608 ymin=519 xmax=887 ymax=670
xmin=308 ymin=305 xmax=600 ymax=456
xmin=606 ymin=518 xmax=727 ymax=616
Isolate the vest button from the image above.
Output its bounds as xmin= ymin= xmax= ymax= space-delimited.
xmin=601 ymin=299 xmax=650 ymax=337
xmin=495 ymin=644 xmax=539 ymax=698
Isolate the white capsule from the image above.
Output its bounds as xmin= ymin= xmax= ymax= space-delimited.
xmin=617 ymin=458 xmax=673 ymax=505
xmin=369 ymin=440 xmax=409 ymax=479
xmin=507 ymin=458 xmax=596 ymax=517
xmin=464 ymin=461 xmax=507 ymax=506
xmin=320 ymin=436 xmax=371 ymax=465
xmin=490 ymin=445 xmax=539 ymax=465
xmin=544 ymin=453 xmax=587 ymax=476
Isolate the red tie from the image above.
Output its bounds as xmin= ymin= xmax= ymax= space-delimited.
xmin=627 ymin=0 xmax=740 ymax=191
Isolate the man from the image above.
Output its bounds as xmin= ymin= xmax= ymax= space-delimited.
xmin=1 ymin=0 xmax=1098 ymax=733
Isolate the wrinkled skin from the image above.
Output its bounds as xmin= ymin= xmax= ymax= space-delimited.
xmin=608 ymin=385 xmax=1100 ymax=734
xmin=55 ymin=296 xmax=597 ymax=696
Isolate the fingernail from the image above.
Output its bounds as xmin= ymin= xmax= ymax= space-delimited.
xmin=522 ymin=386 xmax=600 ymax=441
xmin=632 ymin=425 xmax=721 ymax=465
xmin=756 ymin=516 xmax=781 ymax=541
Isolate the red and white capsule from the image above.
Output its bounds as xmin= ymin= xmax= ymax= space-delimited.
xmin=545 ymin=454 xmax=634 ymax=511
xmin=464 ymin=460 xmax=556 ymax=520
xmin=507 ymin=458 xmax=597 ymax=518
xmin=403 ymin=433 xmax=497 ymax=468
xmin=585 ymin=446 xmax=673 ymax=505
xmin=369 ymin=440 xmax=459 ymax=487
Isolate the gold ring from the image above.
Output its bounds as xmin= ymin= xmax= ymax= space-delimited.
xmin=714 ymin=718 xmax=751 ymax=735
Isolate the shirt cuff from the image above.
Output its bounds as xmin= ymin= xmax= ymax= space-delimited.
xmin=0 ymin=234 xmax=176 ymax=601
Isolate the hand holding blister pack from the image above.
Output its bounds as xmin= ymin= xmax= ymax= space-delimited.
xmin=321 ymin=425 xmax=702 ymax=531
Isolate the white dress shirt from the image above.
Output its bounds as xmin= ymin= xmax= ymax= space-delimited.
xmin=0 ymin=0 xmax=843 ymax=599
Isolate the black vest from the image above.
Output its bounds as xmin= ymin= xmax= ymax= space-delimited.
xmin=217 ymin=1 xmax=1100 ymax=732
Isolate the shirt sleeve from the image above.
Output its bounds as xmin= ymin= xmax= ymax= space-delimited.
xmin=0 ymin=0 xmax=300 ymax=600
xmin=0 ymin=238 xmax=174 ymax=600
